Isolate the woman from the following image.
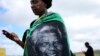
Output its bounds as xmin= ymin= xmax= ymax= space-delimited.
xmin=2 ymin=0 xmax=70 ymax=56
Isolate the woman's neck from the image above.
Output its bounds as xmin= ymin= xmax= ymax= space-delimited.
xmin=39 ymin=10 xmax=47 ymax=17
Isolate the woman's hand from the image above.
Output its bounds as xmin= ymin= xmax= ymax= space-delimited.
xmin=2 ymin=30 xmax=24 ymax=48
xmin=2 ymin=30 xmax=20 ymax=42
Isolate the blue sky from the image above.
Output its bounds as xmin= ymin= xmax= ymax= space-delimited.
xmin=0 ymin=0 xmax=100 ymax=55
xmin=0 ymin=7 xmax=8 ymax=15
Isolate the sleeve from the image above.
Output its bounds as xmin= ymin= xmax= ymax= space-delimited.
xmin=22 ymin=29 xmax=28 ymax=43
xmin=26 ymin=21 xmax=71 ymax=56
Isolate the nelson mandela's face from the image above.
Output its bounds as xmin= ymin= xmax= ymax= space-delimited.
xmin=36 ymin=32 xmax=63 ymax=56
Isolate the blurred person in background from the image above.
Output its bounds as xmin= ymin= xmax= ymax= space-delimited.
xmin=83 ymin=42 xmax=94 ymax=56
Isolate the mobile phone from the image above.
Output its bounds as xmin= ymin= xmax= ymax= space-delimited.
xmin=2 ymin=30 xmax=13 ymax=38
xmin=2 ymin=30 xmax=9 ymax=35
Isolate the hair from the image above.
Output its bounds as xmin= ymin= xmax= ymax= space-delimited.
xmin=42 ymin=0 xmax=52 ymax=9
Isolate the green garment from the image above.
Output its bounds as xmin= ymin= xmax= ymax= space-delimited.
xmin=24 ymin=12 xmax=69 ymax=56
xmin=26 ymin=12 xmax=64 ymax=39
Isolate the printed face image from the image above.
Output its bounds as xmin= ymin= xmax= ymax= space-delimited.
xmin=35 ymin=32 xmax=63 ymax=56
